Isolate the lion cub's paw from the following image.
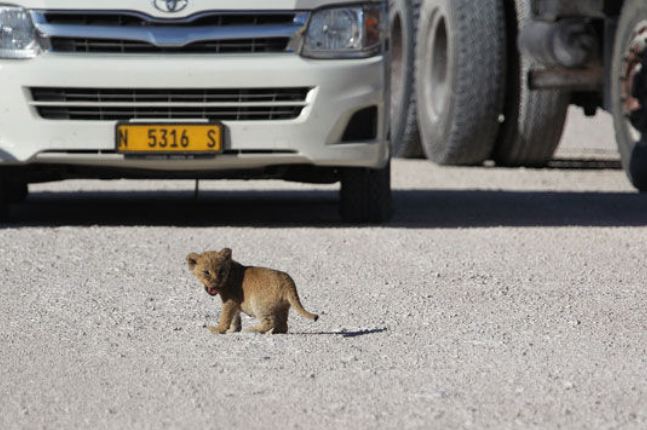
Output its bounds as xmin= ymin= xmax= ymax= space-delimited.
xmin=208 ymin=325 xmax=228 ymax=335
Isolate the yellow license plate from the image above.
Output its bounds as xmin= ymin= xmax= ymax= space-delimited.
xmin=116 ymin=123 xmax=223 ymax=154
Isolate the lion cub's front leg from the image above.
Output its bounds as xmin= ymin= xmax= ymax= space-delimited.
xmin=208 ymin=301 xmax=239 ymax=335
xmin=227 ymin=312 xmax=242 ymax=333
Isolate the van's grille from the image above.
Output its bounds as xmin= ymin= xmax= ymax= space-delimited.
xmin=35 ymin=106 xmax=304 ymax=121
xmin=32 ymin=10 xmax=307 ymax=55
xmin=31 ymin=88 xmax=310 ymax=103
xmin=50 ymin=37 xmax=289 ymax=54
xmin=42 ymin=12 xmax=297 ymax=27
xmin=31 ymin=87 xmax=311 ymax=121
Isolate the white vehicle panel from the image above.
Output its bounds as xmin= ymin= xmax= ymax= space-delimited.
xmin=0 ymin=0 xmax=389 ymax=174
xmin=8 ymin=0 xmax=379 ymax=14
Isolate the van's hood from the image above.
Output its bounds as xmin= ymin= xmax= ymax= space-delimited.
xmin=10 ymin=0 xmax=380 ymax=15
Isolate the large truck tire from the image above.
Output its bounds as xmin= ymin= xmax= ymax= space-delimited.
xmin=389 ymin=0 xmax=423 ymax=158
xmin=339 ymin=161 xmax=392 ymax=223
xmin=493 ymin=0 xmax=570 ymax=167
xmin=415 ymin=0 xmax=506 ymax=165
xmin=611 ymin=0 xmax=647 ymax=191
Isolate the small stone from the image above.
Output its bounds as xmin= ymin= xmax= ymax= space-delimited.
xmin=341 ymin=355 xmax=357 ymax=363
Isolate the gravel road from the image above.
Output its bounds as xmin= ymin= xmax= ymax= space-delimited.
xmin=1 ymin=109 xmax=647 ymax=429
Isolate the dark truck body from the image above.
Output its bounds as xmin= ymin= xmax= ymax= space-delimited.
xmin=523 ymin=0 xmax=647 ymax=188
xmin=522 ymin=0 xmax=624 ymax=115
xmin=531 ymin=0 xmax=617 ymax=19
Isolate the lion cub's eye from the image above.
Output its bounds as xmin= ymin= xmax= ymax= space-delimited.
xmin=202 ymin=270 xmax=210 ymax=277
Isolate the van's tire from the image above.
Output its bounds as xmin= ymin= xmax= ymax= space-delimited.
xmin=611 ymin=0 xmax=647 ymax=191
xmin=0 ymin=179 xmax=9 ymax=221
xmin=339 ymin=161 xmax=392 ymax=223
xmin=389 ymin=0 xmax=423 ymax=158
xmin=493 ymin=0 xmax=570 ymax=167
xmin=415 ymin=0 xmax=506 ymax=165
xmin=5 ymin=180 xmax=28 ymax=203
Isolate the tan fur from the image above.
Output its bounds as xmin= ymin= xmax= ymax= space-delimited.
xmin=187 ymin=248 xmax=319 ymax=334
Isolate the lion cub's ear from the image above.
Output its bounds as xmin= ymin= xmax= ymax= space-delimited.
xmin=220 ymin=248 xmax=232 ymax=260
xmin=186 ymin=252 xmax=201 ymax=270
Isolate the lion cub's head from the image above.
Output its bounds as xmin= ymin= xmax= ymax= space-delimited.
xmin=186 ymin=248 xmax=233 ymax=296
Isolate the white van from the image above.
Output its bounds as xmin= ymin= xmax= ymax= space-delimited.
xmin=0 ymin=0 xmax=391 ymax=222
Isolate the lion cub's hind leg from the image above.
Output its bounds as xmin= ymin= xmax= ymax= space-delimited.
xmin=245 ymin=306 xmax=289 ymax=334
xmin=245 ymin=317 xmax=274 ymax=334
xmin=271 ymin=308 xmax=289 ymax=334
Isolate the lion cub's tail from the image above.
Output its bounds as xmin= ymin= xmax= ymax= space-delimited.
xmin=287 ymin=283 xmax=319 ymax=321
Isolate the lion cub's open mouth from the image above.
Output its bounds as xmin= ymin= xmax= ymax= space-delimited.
xmin=205 ymin=287 xmax=219 ymax=296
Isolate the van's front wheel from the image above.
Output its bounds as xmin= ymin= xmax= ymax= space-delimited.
xmin=339 ymin=161 xmax=392 ymax=223
xmin=5 ymin=180 xmax=28 ymax=203
xmin=0 ymin=179 xmax=10 ymax=221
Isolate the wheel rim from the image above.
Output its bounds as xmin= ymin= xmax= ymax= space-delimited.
xmin=424 ymin=10 xmax=450 ymax=121
xmin=390 ymin=14 xmax=404 ymax=123
xmin=620 ymin=20 xmax=647 ymax=143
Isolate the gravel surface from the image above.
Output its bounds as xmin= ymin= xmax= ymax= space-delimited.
xmin=556 ymin=108 xmax=617 ymax=160
xmin=1 ymin=111 xmax=647 ymax=429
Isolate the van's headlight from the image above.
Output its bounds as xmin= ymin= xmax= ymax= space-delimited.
xmin=302 ymin=4 xmax=384 ymax=59
xmin=0 ymin=6 xmax=41 ymax=59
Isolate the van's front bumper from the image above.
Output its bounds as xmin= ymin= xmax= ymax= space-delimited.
xmin=0 ymin=53 xmax=388 ymax=172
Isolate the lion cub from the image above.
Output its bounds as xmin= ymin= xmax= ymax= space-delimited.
xmin=187 ymin=248 xmax=319 ymax=334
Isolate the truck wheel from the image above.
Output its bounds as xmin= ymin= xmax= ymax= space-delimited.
xmin=416 ymin=0 xmax=506 ymax=165
xmin=389 ymin=0 xmax=423 ymax=158
xmin=339 ymin=162 xmax=392 ymax=223
xmin=493 ymin=0 xmax=569 ymax=167
xmin=611 ymin=0 xmax=647 ymax=191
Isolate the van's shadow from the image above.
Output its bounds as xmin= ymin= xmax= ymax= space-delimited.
xmin=3 ymin=187 xmax=647 ymax=228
